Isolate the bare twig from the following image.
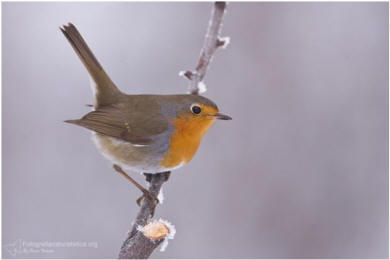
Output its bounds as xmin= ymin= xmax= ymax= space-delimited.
xmin=118 ymin=2 xmax=229 ymax=258
xmin=181 ymin=2 xmax=229 ymax=95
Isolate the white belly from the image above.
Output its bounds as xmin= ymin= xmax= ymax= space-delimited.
xmin=91 ymin=133 xmax=185 ymax=173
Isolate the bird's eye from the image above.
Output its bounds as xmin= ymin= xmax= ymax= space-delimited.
xmin=191 ymin=105 xmax=201 ymax=114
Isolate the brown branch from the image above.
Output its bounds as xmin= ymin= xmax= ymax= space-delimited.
xmin=181 ymin=2 xmax=229 ymax=95
xmin=117 ymin=2 xmax=229 ymax=258
xmin=118 ymin=171 xmax=171 ymax=259
xmin=119 ymin=229 xmax=164 ymax=259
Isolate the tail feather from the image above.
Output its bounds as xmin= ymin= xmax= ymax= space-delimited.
xmin=60 ymin=23 xmax=121 ymax=107
xmin=64 ymin=119 xmax=80 ymax=124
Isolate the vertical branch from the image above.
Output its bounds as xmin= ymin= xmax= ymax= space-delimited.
xmin=181 ymin=2 xmax=229 ymax=95
xmin=118 ymin=172 xmax=170 ymax=259
xmin=118 ymin=2 xmax=229 ymax=258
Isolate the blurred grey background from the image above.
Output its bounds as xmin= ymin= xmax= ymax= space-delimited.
xmin=2 ymin=2 xmax=388 ymax=259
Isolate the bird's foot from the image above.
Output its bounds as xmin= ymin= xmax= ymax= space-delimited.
xmin=136 ymin=192 xmax=159 ymax=217
xmin=113 ymin=165 xmax=159 ymax=216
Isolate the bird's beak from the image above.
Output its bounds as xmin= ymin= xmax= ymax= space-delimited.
xmin=214 ymin=113 xmax=232 ymax=120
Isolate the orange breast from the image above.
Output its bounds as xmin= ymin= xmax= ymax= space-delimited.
xmin=160 ymin=115 xmax=216 ymax=169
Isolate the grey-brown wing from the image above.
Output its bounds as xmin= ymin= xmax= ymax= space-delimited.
xmin=65 ymin=105 xmax=168 ymax=145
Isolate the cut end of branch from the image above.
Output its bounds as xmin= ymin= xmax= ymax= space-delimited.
xmin=178 ymin=70 xmax=186 ymax=77
xmin=179 ymin=70 xmax=194 ymax=80
xmin=137 ymin=219 xmax=176 ymax=252
xmin=217 ymin=36 xmax=230 ymax=49
xmin=141 ymin=221 xmax=170 ymax=240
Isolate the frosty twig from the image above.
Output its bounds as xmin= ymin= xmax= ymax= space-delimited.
xmin=181 ymin=2 xmax=229 ymax=95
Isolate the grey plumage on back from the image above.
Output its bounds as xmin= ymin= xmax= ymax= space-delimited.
xmin=61 ymin=23 xmax=225 ymax=173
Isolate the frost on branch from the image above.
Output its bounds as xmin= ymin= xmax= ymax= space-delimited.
xmin=217 ymin=36 xmax=230 ymax=49
xmin=180 ymin=2 xmax=229 ymax=95
xmin=138 ymin=219 xmax=176 ymax=252
xmin=118 ymin=2 xmax=229 ymax=259
xmin=197 ymin=81 xmax=207 ymax=94
xmin=157 ymin=219 xmax=176 ymax=252
xmin=118 ymin=171 xmax=170 ymax=259
xmin=157 ymin=188 xmax=164 ymax=204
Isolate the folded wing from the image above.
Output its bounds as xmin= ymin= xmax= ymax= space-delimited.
xmin=65 ymin=104 xmax=168 ymax=145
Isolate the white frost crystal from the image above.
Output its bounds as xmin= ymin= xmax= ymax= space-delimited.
xmin=158 ymin=218 xmax=176 ymax=252
xmin=197 ymin=81 xmax=207 ymax=94
xmin=157 ymin=188 xmax=164 ymax=204
xmin=219 ymin=36 xmax=230 ymax=49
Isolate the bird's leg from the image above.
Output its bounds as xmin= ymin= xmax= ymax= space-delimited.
xmin=137 ymin=171 xmax=171 ymax=216
xmin=141 ymin=172 xmax=171 ymax=202
xmin=113 ymin=165 xmax=158 ymax=210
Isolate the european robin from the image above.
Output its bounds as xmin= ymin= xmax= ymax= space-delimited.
xmin=61 ymin=23 xmax=231 ymax=178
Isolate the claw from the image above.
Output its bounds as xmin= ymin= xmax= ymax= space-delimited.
xmin=136 ymin=192 xmax=159 ymax=217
